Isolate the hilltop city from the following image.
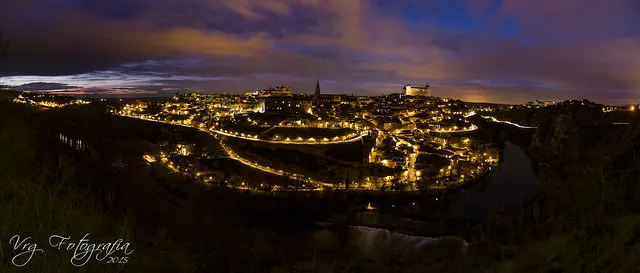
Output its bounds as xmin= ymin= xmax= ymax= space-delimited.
xmin=9 ymin=80 xmax=638 ymax=194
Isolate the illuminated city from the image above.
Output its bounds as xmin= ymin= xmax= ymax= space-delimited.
xmin=2 ymin=0 xmax=639 ymax=271
xmin=110 ymin=82 xmax=503 ymax=192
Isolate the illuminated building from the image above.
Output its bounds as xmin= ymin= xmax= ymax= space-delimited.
xmin=403 ymin=83 xmax=430 ymax=96
xmin=247 ymin=85 xmax=292 ymax=97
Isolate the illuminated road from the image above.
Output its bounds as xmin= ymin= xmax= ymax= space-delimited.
xmin=473 ymin=112 xmax=632 ymax=128
xmin=484 ymin=117 xmax=537 ymax=129
xmin=467 ymin=111 xmax=536 ymax=129
xmin=119 ymin=114 xmax=336 ymax=188
xmin=218 ymin=140 xmax=335 ymax=188
xmin=210 ymin=127 xmax=366 ymax=145
xmin=463 ymin=111 xmax=477 ymax=118
xmin=120 ymin=114 xmax=365 ymax=145
xmin=392 ymin=136 xmax=419 ymax=190
xmin=426 ymin=111 xmax=479 ymax=133
xmin=430 ymin=124 xmax=479 ymax=133
xmin=465 ymin=112 xmax=538 ymax=129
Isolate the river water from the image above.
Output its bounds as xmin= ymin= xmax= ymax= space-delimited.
xmin=437 ymin=141 xmax=537 ymax=220
xmin=355 ymin=141 xmax=537 ymax=225
xmin=337 ymin=141 xmax=537 ymax=255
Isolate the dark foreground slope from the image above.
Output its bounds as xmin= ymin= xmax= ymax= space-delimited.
xmin=460 ymin=103 xmax=640 ymax=272
xmin=0 ymin=100 xmax=137 ymax=272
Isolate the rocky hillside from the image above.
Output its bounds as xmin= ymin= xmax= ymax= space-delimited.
xmin=469 ymin=103 xmax=640 ymax=272
xmin=531 ymin=102 xmax=608 ymax=162
xmin=529 ymin=102 xmax=640 ymax=193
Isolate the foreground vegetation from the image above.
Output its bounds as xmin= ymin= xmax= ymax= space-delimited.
xmin=0 ymin=99 xmax=135 ymax=272
xmin=461 ymin=104 xmax=640 ymax=272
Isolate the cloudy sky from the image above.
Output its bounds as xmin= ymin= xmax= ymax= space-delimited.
xmin=0 ymin=0 xmax=639 ymax=104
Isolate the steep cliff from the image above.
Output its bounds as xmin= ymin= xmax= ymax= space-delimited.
xmin=529 ymin=104 xmax=640 ymax=207
xmin=525 ymin=103 xmax=640 ymax=227
xmin=471 ymin=103 xmax=640 ymax=272
xmin=529 ymin=103 xmax=606 ymax=165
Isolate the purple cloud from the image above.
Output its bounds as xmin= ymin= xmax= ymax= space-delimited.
xmin=1 ymin=0 xmax=638 ymax=104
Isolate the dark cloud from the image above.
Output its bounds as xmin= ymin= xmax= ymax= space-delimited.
xmin=1 ymin=0 xmax=639 ymax=104
xmin=497 ymin=0 xmax=640 ymax=42
xmin=9 ymin=82 xmax=79 ymax=91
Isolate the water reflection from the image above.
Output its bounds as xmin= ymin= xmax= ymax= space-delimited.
xmin=441 ymin=141 xmax=536 ymax=220
xmin=390 ymin=141 xmax=536 ymax=221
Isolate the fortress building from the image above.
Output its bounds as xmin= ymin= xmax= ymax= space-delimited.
xmin=403 ymin=83 xmax=430 ymax=96
xmin=246 ymin=85 xmax=292 ymax=97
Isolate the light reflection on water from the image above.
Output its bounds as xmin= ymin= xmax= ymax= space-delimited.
xmin=432 ymin=141 xmax=537 ymax=220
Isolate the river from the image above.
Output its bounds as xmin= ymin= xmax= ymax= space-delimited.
xmin=335 ymin=141 xmax=537 ymax=257
xmin=436 ymin=141 xmax=537 ymax=220
xmin=402 ymin=140 xmax=537 ymax=221
xmin=347 ymin=140 xmax=537 ymax=229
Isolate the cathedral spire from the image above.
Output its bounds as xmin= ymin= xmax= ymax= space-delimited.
xmin=313 ymin=78 xmax=321 ymax=106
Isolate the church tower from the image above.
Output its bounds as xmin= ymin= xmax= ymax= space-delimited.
xmin=313 ymin=79 xmax=321 ymax=105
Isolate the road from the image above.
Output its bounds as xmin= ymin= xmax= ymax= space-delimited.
xmin=211 ymin=127 xmax=366 ymax=145
xmin=218 ymin=140 xmax=335 ymax=188
xmin=122 ymin=114 xmax=366 ymax=145
xmin=465 ymin=112 xmax=538 ymax=129
xmin=120 ymin=114 xmax=336 ymax=188
xmin=483 ymin=116 xmax=537 ymax=129
xmin=430 ymin=124 xmax=479 ymax=133
xmin=481 ymin=115 xmax=632 ymax=129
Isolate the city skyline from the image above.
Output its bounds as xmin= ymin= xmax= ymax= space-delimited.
xmin=1 ymin=0 xmax=639 ymax=104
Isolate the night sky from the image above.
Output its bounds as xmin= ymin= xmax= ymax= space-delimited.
xmin=1 ymin=0 xmax=639 ymax=104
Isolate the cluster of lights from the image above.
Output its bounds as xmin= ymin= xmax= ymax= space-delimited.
xmin=114 ymin=92 xmax=512 ymax=192
xmin=13 ymin=96 xmax=91 ymax=108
